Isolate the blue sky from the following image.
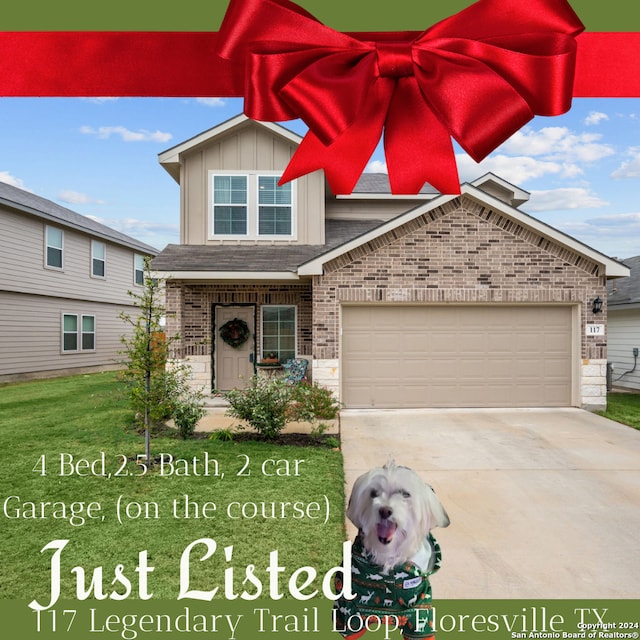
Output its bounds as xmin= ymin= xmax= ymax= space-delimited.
xmin=1 ymin=96 xmax=639 ymax=259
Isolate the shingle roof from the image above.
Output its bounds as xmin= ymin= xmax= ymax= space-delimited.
xmin=151 ymin=218 xmax=384 ymax=273
xmin=352 ymin=173 xmax=438 ymax=195
xmin=608 ymin=255 xmax=640 ymax=305
xmin=0 ymin=181 xmax=158 ymax=254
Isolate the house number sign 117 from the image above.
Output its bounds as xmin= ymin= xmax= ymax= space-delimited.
xmin=586 ymin=324 xmax=605 ymax=336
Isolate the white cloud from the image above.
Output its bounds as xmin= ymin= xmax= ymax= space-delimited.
xmin=0 ymin=171 xmax=31 ymax=190
xmin=196 ymin=98 xmax=226 ymax=107
xmin=57 ymin=190 xmax=105 ymax=205
xmin=611 ymin=147 xmax=640 ymax=179
xmin=86 ymin=215 xmax=179 ymax=242
xmin=81 ymin=97 xmax=120 ymax=104
xmin=526 ymin=188 xmax=609 ymax=211
xmin=80 ymin=125 xmax=172 ymax=143
xmin=502 ymin=126 xmax=614 ymax=163
xmin=365 ymin=160 xmax=388 ymax=173
xmin=456 ymin=153 xmax=575 ymax=185
xmin=557 ymin=213 xmax=640 ymax=255
xmin=584 ymin=111 xmax=609 ymax=126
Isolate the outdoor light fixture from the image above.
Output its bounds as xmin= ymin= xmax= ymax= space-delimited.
xmin=592 ymin=297 xmax=603 ymax=314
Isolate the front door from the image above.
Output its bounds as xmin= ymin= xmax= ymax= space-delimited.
xmin=215 ymin=305 xmax=255 ymax=391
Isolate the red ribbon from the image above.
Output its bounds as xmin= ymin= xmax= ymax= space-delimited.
xmin=217 ymin=0 xmax=585 ymax=194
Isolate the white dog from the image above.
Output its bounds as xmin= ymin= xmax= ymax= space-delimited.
xmin=347 ymin=461 xmax=450 ymax=571
xmin=333 ymin=461 xmax=449 ymax=639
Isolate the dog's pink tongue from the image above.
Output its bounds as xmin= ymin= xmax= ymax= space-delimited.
xmin=377 ymin=520 xmax=396 ymax=542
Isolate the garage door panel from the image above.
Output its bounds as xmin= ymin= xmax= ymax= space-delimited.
xmin=342 ymin=305 xmax=573 ymax=408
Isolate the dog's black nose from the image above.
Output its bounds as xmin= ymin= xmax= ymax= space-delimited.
xmin=379 ymin=507 xmax=393 ymax=520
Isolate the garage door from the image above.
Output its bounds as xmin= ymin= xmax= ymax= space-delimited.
xmin=342 ymin=305 xmax=574 ymax=408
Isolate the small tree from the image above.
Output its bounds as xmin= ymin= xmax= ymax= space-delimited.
xmin=119 ymin=258 xmax=195 ymax=461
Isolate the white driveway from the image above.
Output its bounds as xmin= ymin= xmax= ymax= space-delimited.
xmin=339 ymin=407 xmax=640 ymax=598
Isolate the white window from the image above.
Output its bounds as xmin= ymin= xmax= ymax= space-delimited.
xmin=92 ymin=240 xmax=106 ymax=278
xmin=261 ymin=305 xmax=296 ymax=363
xmin=258 ymin=176 xmax=292 ymax=236
xmin=134 ymin=254 xmax=145 ymax=286
xmin=62 ymin=314 xmax=96 ymax=353
xmin=62 ymin=314 xmax=78 ymax=352
xmin=81 ymin=315 xmax=96 ymax=351
xmin=210 ymin=173 xmax=295 ymax=239
xmin=45 ymin=226 xmax=63 ymax=269
xmin=212 ymin=175 xmax=248 ymax=236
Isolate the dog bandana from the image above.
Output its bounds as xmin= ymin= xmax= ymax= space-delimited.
xmin=333 ymin=533 xmax=442 ymax=640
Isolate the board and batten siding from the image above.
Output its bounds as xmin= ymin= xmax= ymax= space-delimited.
xmin=180 ymin=123 xmax=325 ymax=245
xmin=608 ymin=308 xmax=640 ymax=390
xmin=1 ymin=207 xmax=144 ymax=306
xmin=0 ymin=291 xmax=135 ymax=378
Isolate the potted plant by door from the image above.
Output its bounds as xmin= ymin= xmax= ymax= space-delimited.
xmin=258 ymin=351 xmax=280 ymax=366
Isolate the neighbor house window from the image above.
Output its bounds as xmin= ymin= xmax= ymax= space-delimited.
xmin=134 ymin=254 xmax=145 ymax=286
xmin=45 ymin=226 xmax=63 ymax=269
xmin=91 ymin=240 xmax=106 ymax=278
xmin=210 ymin=173 xmax=295 ymax=239
xmin=81 ymin=315 xmax=96 ymax=350
xmin=212 ymin=175 xmax=248 ymax=235
xmin=258 ymin=176 xmax=292 ymax=236
xmin=62 ymin=314 xmax=78 ymax=352
xmin=261 ymin=305 xmax=296 ymax=363
xmin=62 ymin=314 xmax=96 ymax=353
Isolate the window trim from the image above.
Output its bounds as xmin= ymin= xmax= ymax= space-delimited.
xmin=134 ymin=254 xmax=145 ymax=286
xmin=45 ymin=225 xmax=64 ymax=271
xmin=211 ymin=173 xmax=249 ymax=238
xmin=256 ymin=175 xmax=294 ymax=238
xmin=81 ymin=314 xmax=96 ymax=352
xmin=209 ymin=171 xmax=296 ymax=240
xmin=260 ymin=305 xmax=297 ymax=363
xmin=62 ymin=313 xmax=79 ymax=353
xmin=91 ymin=240 xmax=107 ymax=279
xmin=62 ymin=313 xmax=96 ymax=354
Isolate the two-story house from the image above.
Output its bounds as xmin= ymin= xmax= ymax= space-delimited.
xmin=0 ymin=181 xmax=158 ymax=382
xmin=152 ymin=114 xmax=629 ymax=410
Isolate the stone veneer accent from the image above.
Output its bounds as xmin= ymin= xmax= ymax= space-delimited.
xmin=312 ymin=196 xmax=608 ymax=409
xmin=581 ymin=359 xmax=608 ymax=410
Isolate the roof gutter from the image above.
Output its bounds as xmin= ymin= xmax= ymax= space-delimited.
xmin=153 ymin=270 xmax=301 ymax=281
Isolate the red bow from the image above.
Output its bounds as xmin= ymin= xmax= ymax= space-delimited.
xmin=217 ymin=0 xmax=584 ymax=195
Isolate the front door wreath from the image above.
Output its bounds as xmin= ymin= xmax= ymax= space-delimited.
xmin=219 ymin=317 xmax=250 ymax=348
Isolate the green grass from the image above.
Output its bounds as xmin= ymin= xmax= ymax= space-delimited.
xmin=0 ymin=372 xmax=345 ymax=602
xmin=598 ymin=392 xmax=640 ymax=430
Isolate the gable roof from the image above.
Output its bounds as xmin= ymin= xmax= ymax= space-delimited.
xmin=471 ymin=173 xmax=530 ymax=207
xmin=298 ymin=183 xmax=629 ymax=278
xmin=0 ymin=181 xmax=158 ymax=254
xmin=608 ymin=255 xmax=640 ymax=307
xmin=158 ymin=114 xmax=303 ymax=183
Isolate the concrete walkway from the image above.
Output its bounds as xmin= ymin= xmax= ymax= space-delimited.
xmin=339 ymin=408 xmax=640 ymax=599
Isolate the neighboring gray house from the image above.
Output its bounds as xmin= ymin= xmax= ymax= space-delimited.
xmin=152 ymin=114 xmax=629 ymax=410
xmin=0 ymin=181 xmax=158 ymax=382
xmin=607 ymin=255 xmax=640 ymax=391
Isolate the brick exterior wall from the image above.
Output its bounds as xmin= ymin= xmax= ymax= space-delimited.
xmin=165 ymin=282 xmax=313 ymax=390
xmin=312 ymin=196 xmax=608 ymax=408
xmin=166 ymin=196 xmax=609 ymax=408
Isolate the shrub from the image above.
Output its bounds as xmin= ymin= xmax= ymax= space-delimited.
xmin=288 ymin=381 xmax=341 ymax=423
xmin=225 ymin=376 xmax=291 ymax=440
xmin=225 ymin=376 xmax=341 ymax=441
xmin=173 ymin=388 xmax=207 ymax=439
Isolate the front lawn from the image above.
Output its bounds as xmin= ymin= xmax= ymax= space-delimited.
xmin=0 ymin=372 xmax=345 ymax=603
xmin=598 ymin=392 xmax=640 ymax=430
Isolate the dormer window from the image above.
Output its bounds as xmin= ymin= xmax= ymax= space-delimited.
xmin=210 ymin=172 xmax=295 ymax=240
